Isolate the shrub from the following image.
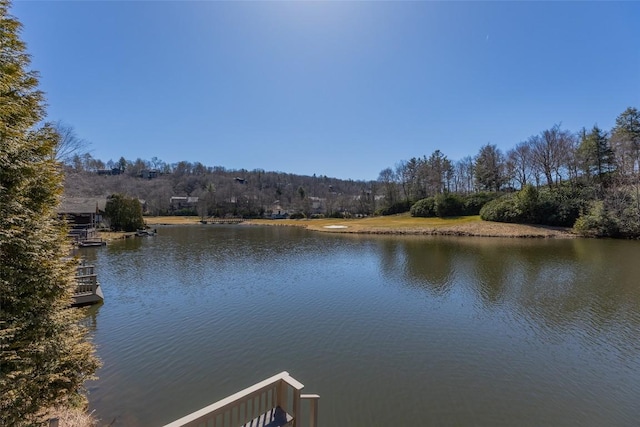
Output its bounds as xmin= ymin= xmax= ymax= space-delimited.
xmin=480 ymin=195 xmax=522 ymax=223
xmin=536 ymin=188 xmax=586 ymax=227
xmin=289 ymin=212 xmax=306 ymax=219
xmin=410 ymin=197 xmax=436 ymax=217
xmin=514 ymin=184 xmax=540 ymax=223
xmin=375 ymin=200 xmax=413 ymax=216
xmin=462 ymin=192 xmax=500 ymax=215
xmin=434 ymin=193 xmax=464 ymax=217
xmin=413 ymin=193 xmax=499 ymax=218
xmin=574 ymin=201 xmax=619 ymax=237
xmin=480 ymin=185 xmax=585 ymax=227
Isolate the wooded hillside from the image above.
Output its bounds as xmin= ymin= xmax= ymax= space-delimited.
xmin=64 ymin=163 xmax=378 ymax=218
xmin=63 ymin=106 xmax=640 ymax=237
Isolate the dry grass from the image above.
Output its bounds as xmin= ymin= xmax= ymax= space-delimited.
xmin=246 ymin=214 xmax=575 ymax=238
xmin=143 ymin=216 xmax=202 ymax=225
xmin=248 ymin=214 xmax=477 ymax=230
xmin=43 ymin=407 xmax=98 ymax=427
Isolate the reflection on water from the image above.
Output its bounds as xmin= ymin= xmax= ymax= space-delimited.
xmin=86 ymin=226 xmax=640 ymax=426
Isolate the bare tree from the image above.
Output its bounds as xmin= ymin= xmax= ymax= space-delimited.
xmin=453 ymin=156 xmax=474 ymax=193
xmin=377 ymin=167 xmax=399 ymax=207
xmin=507 ymin=141 xmax=532 ymax=189
xmin=529 ymin=124 xmax=573 ymax=187
xmin=52 ymin=121 xmax=90 ymax=164
xmin=423 ymin=150 xmax=452 ymax=195
xmin=395 ymin=160 xmax=410 ymax=200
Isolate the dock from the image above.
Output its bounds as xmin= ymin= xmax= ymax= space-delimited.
xmin=72 ymin=262 xmax=104 ymax=306
xmin=77 ymin=238 xmax=106 ymax=247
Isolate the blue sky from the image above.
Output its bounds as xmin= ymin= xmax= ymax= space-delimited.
xmin=12 ymin=1 xmax=640 ymax=180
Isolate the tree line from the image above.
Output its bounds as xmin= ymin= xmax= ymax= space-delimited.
xmin=379 ymin=110 xmax=637 ymax=199
xmin=376 ymin=107 xmax=640 ymax=237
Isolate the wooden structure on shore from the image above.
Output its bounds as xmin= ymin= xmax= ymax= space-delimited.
xmin=72 ymin=262 xmax=104 ymax=306
xmin=135 ymin=227 xmax=157 ymax=237
xmin=57 ymin=197 xmax=107 ymax=246
xmin=163 ymin=372 xmax=319 ymax=427
xmin=78 ymin=238 xmax=106 ymax=247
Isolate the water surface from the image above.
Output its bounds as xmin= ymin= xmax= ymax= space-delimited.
xmin=83 ymin=225 xmax=640 ymax=426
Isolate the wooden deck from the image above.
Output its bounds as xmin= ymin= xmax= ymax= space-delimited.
xmin=163 ymin=372 xmax=318 ymax=427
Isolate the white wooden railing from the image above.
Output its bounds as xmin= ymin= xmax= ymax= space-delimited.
xmin=74 ymin=275 xmax=99 ymax=295
xmin=163 ymin=372 xmax=319 ymax=427
xmin=76 ymin=264 xmax=96 ymax=276
xmin=72 ymin=262 xmax=103 ymax=305
xmin=75 ymin=264 xmax=98 ymax=295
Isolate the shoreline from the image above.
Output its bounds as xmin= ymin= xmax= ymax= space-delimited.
xmin=140 ymin=215 xmax=576 ymax=239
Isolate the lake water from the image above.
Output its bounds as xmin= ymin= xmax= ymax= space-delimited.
xmin=82 ymin=225 xmax=640 ymax=426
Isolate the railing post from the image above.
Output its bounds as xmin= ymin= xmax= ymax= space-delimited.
xmin=301 ymin=394 xmax=320 ymax=427
xmin=277 ymin=378 xmax=287 ymax=411
xmin=292 ymin=389 xmax=301 ymax=427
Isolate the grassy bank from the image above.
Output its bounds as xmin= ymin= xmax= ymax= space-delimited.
xmin=133 ymin=214 xmax=575 ymax=238
xmin=250 ymin=214 xmax=575 ymax=238
xmin=144 ymin=216 xmax=203 ymax=225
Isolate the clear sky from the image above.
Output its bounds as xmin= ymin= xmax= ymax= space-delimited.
xmin=12 ymin=1 xmax=640 ymax=181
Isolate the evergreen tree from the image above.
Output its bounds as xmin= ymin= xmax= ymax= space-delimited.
xmin=425 ymin=150 xmax=453 ymax=195
xmin=577 ymin=126 xmax=616 ymax=183
xmin=611 ymin=107 xmax=640 ymax=175
xmin=105 ymin=194 xmax=145 ymax=231
xmin=0 ymin=2 xmax=99 ymax=424
xmin=474 ymin=144 xmax=507 ymax=191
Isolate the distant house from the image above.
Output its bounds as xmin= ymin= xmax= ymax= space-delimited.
xmin=234 ymin=177 xmax=246 ymax=184
xmin=96 ymin=168 xmax=122 ymax=176
xmin=270 ymin=201 xmax=289 ymax=219
xmin=170 ymin=196 xmax=199 ymax=212
xmin=139 ymin=169 xmax=159 ymax=180
xmin=308 ymin=196 xmax=324 ymax=213
xmin=57 ymin=197 xmax=107 ymax=242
